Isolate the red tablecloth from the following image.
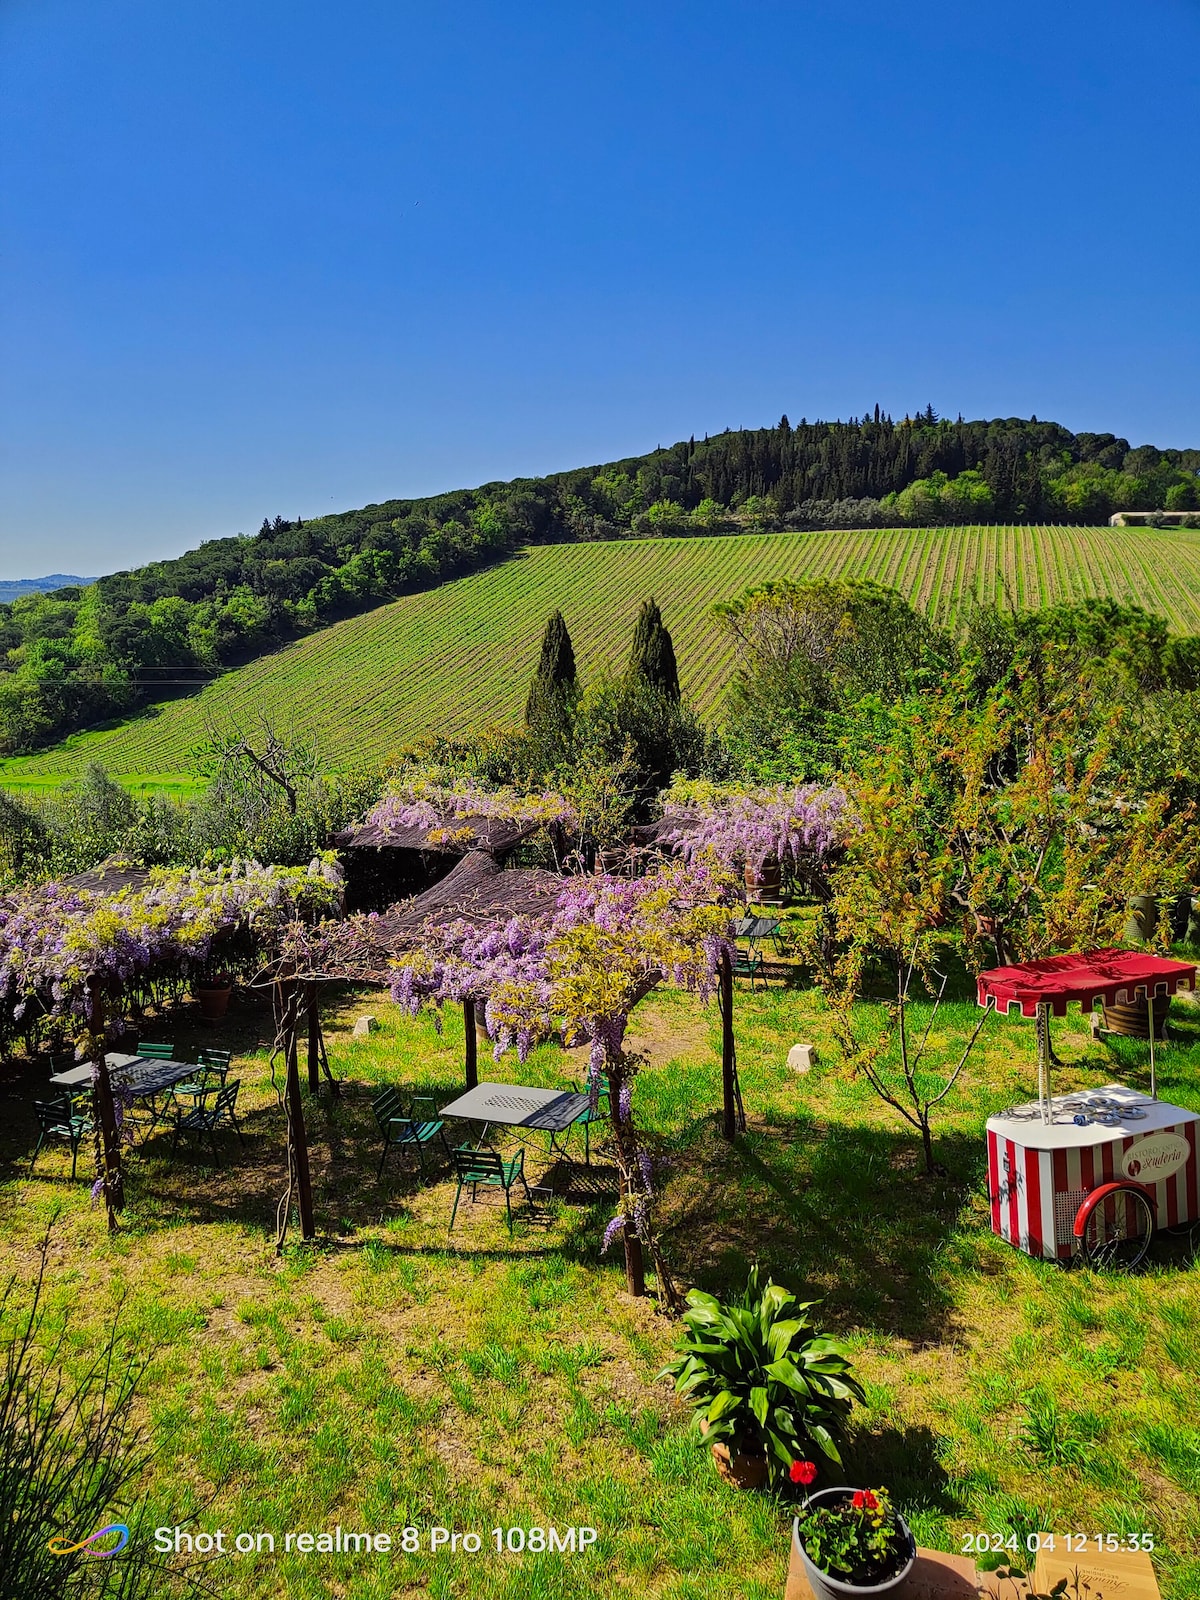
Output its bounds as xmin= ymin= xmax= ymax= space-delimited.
xmin=977 ymin=948 xmax=1197 ymax=1018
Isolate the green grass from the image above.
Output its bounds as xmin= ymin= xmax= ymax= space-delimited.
xmin=6 ymin=523 xmax=1200 ymax=782
xmin=0 ymin=771 xmax=208 ymax=798
xmin=3 ymin=976 xmax=1199 ymax=1598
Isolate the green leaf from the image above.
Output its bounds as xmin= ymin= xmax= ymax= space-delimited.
xmin=763 ymin=1359 xmax=813 ymax=1395
xmin=707 ymin=1390 xmax=738 ymax=1423
xmin=749 ymin=1386 xmax=769 ymax=1428
xmin=808 ymin=1422 xmax=841 ymax=1464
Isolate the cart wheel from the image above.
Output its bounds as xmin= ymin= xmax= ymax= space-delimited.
xmin=1074 ymin=1181 xmax=1156 ymax=1272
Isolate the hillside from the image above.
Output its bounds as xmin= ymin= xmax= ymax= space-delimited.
xmin=5 ymin=522 xmax=1199 ymax=782
xmin=2 ymin=413 xmax=1198 ymax=757
xmin=0 ymin=574 xmax=95 ymax=602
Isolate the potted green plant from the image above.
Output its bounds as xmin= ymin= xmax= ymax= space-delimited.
xmin=792 ymin=1485 xmax=916 ymax=1600
xmin=193 ymin=969 xmax=233 ymax=1022
xmin=662 ymin=1267 xmax=864 ymax=1490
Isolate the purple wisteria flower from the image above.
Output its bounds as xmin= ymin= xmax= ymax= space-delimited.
xmin=663 ymin=783 xmax=848 ymax=870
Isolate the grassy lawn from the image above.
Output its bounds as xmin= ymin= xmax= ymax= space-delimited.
xmin=2 ymin=976 xmax=1198 ymax=1599
xmin=0 ymin=769 xmax=206 ymax=799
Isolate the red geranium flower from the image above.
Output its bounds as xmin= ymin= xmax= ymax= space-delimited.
xmin=789 ymin=1460 xmax=817 ymax=1485
xmin=851 ymin=1490 xmax=866 ymax=1509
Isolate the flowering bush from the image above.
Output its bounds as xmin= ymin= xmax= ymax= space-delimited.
xmin=0 ymin=858 xmax=341 ymax=1050
xmin=795 ymin=1486 xmax=909 ymax=1583
xmin=661 ymin=781 xmax=848 ymax=871
xmin=663 ymin=1266 xmax=864 ymax=1479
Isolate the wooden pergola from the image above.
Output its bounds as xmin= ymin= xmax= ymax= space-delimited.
xmin=267 ymin=851 xmax=745 ymax=1250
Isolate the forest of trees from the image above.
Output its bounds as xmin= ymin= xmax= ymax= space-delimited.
xmin=2 ymin=411 xmax=1198 ymax=755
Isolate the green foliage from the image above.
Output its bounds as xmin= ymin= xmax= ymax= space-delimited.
xmin=0 ymin=1239 xmax=196 ymax=1599
xmin=717 ymin=579 xmax=948 ymax=779
xmin=883 ymin=468 xmax=994 ymax=523
xmin=3 ymin=416 xmax=1197 ymax=758
xmin=662 ymin=1267 xmax=864 ymax=1475
xmin=0 ymin=789 xmax=50 ymax=885
xmin=627 ymin=597 xmax=680 ymax=701
xmin=524 ymin=608 xmax=577 ymax=747
xmin=573 ymin=672 xmax=715 ymax=803
xmin=795 ymin=1488 xmax=907 ymax=1583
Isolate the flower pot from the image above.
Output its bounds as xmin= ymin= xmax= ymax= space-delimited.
xmin=1101 ymin=992 xmax=1170 ymax=1040
xmin=793 ymin=1490 xmax=916 ymax=1600
xmin=710 ymin=1438 xmax=770 ymax=1490
xmin=699 ymin=1419 xmax=770 ymax=1490
xmin=745 ymin=857 xmax=783 ymax=903
xmin=194 ymin=982 xmax=232 ymax=1023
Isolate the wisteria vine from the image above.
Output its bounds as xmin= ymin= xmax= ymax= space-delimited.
xmin=363 ymin=777 xmax=576 ymax=843
xmin=383 ymin=857 xmax=740 ymax=1299
xmin=0 ymin=857 xmax=342 ymax=1050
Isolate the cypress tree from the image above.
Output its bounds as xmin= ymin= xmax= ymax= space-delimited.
xmin=628 ymin=597 xmax=680 ymax=700
xmin=525 ymin=609 xmax=577 ymax=725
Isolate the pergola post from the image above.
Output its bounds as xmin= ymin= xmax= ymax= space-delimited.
xmin=86 ymin=976 xmax=124 ymax=1229
xmin=623 ymin=1205 xmax=646 ymax=1297
xmin=719 ymin=949 xmax=737 ymax=1141
xmin=306 ymin=983 xmax=321 ymax=1094
xmin=283 ymin=983 xmax=315 ymax=1240
xmin=463 ymin=998 xmax=478 ymax=1090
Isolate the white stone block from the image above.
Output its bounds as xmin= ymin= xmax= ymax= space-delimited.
xmin=787 ymin=1043 xmax=818 ymax=1073
xmin=352 ymin=1015 xmax=379 ymax=1037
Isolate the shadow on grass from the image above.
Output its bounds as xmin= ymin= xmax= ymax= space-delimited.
xmin=656 ymin=1109 xmax=987 ymax=1348
xmin=841 ymin=1422 xmax=967 ymax=1517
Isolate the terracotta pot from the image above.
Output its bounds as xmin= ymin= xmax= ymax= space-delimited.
xmin=1101 ymin=993 xmax=1170 ymax=1040
xmin=745 ymin=857 xmax=783 ymax=901
xmin=710 ymin=1437 xmax=770 ymax=1490
xmin=699 ymin=1418 xmax=770 ymax=1489
xmin=194 ymin=982 xmax=232 ymax=1023
xmin=793 ymin=1490 xmax=916 ymax=1600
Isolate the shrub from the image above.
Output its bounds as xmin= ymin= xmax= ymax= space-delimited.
xmin=662 ymin=1267 xmax=863 ymax=1478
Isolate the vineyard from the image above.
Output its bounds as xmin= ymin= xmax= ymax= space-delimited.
xmin=5 ymin=523 xmax=1200 ymax=780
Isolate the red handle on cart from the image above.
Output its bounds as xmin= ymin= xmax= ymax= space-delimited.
xmin=1072 ymin=1179 xmax=1157 ymax=1241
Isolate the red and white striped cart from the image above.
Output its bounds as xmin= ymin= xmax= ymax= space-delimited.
xmin=977 ymin=949 xmax=1200 ymax=1266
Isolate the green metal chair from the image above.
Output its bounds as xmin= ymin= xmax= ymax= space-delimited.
xmin=449 ymin=1145 xmax=530 ymax=1232
xmin=372 ymin=1087 xmax=449 ymax=1178
xmin=732 ymin=948 xmax=764 ymax=989
xmin=572 ymin=1079 xmax=609 ymax=1165
xmin=31 ymin=1097 xmax=93 ymax=1180
xmin=130 ymin=1039 xmax=180 ymax=1130
xmin=169 ymin=1049 xmax=233 ymax=1112
xmin=137 ymin=1040 xmax=176 ymax=1059
xmin=172 ymin=1080 xmax=244 ymax=1165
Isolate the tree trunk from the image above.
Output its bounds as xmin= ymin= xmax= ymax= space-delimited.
xmin=623 ymin=1217 xmax=646 ymax=1297
xmin=920 ymin=1117 xmax=935 ymax=1176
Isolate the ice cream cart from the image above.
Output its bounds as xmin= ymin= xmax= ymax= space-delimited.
xmin=977 ymin=949 xmax=1200 ymax=1266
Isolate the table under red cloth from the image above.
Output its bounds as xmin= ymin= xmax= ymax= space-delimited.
xmin=977 ymin=948 xmax=1198 ymax=1018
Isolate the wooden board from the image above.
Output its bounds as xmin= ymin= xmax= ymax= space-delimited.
xmin=786 ymin=1542 xmax=979 ymax=1600
xmin=1034 ymin=1540 xmax=1160 ymax=1600
xmin=784 ymin=1534 xmax=1160 ymax=1600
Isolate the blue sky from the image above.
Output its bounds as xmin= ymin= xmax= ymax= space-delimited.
xmin=1 ymin=0 xmax=1198 ymax=576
